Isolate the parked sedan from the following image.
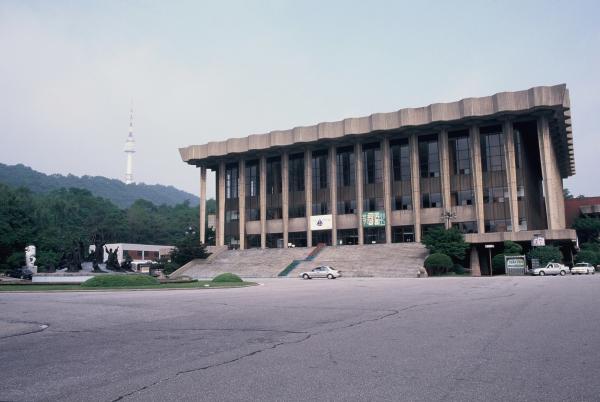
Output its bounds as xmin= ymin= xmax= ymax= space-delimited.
xmin=299 ymin=266 xmax=341 ymax=280
xmin=571 ymin=262 xmax=595 ymax=275
xmin=531 ymin=262 xmax=568 ymax=276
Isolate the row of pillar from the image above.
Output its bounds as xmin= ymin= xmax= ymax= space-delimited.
xmin=199 ymin=116 xmax=559 ymax=248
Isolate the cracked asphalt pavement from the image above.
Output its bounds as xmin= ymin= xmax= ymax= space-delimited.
xmin=1 ymin=276 xmax=599 ymax=401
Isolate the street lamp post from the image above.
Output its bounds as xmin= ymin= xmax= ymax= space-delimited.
xmin=485 ymin=244 xmax=495 ymax=277
xmin=441 ymin=210 xmax=457 ymax=228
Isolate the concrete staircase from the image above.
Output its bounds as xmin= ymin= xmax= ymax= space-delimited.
xmin=293 ymin=243 xmax=428 ymax=278
xmin=170 ymin=243 xmax=428 ymax=279
xmin=171 ymin=247 xmax=315 ymax=279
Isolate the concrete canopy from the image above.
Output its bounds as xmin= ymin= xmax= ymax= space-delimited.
xmin=179 ymin=84 xmax=574 ymax=178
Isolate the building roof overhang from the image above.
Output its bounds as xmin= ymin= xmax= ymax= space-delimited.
xmin=180 ymin=84 xmax=575 ymax=177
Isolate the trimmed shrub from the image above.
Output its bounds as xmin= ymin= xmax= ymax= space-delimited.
xmin=81 ymin=274 xmax=159 ymax=288
xmin=422 ymin=227 xmax=470 ymax=261
xmin=452 ymin=264 xmax=466 ymax=275
xmin=528 ymin=245 xmax=562 ymax=266
xmin=492 ymin=254 xmax=506 ymax=275
xmin=503 ymin=241 xmax=523 ymax=255
xmin=212 ymin=273 xmax=243 ymax=283
xmin=424 ymin=253 xmax=453 ymax=276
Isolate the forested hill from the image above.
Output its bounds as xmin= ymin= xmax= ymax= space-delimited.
xmin=0 ymin=163 xmax=199 ymax=208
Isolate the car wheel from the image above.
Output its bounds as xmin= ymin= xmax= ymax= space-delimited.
xmin=327 ymin=274 xmax=333 ymax=279
xmin=539 ymin=271 xmax=545 ymax=276
xmin=302 ymin=274 xmax=310 ymax=280
xmin=560 ymin=270 xmax=566 ymax=276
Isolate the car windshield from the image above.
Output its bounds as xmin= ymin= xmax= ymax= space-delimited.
xmin=575 ymin=263 xmax=586 ymax=267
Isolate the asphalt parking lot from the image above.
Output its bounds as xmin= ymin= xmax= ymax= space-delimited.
xmin=1 ymin=275 xmax=599 ymax=402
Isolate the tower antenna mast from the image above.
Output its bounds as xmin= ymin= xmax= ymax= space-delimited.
xmin=124 ymin=102 xmax=136 ymax=184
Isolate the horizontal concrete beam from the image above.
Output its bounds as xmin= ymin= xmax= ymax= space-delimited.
xmin=180 ymin=84 xmax=574 ymax=176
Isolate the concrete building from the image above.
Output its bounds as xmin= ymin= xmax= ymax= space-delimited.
xmin=180 ymin=84 xmax=576 ymax=274
xmin=101 ymin=243 xmax=174 ymax=264
xmin=565 ymin=196 xmax=600 ymax=228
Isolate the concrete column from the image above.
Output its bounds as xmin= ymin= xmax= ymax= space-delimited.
xmin=282 ymin=152 xmax=289 ymax=248
xmin=305 ymin=149 xmax=313 ymax=247
xmin=238 ymin=159 xmax=246 ymax=249
xmin=537 ymin=115 xmax=565 ymax=230
xmin=382 ymin=137 xmax=392 ymax=243
xmin=470 ymin=246 xmax=481 ymax=277
xmin=409 ymin=133 xmax=421 ymax=242
xmin=439 ymin=129 xmax=452 ymax=228
xmin=503 ymin=120 xmax=519 ymax=232
xmin=217 ymin=160 xmax=226 ymax=247
xmin=470 ymin=125 xmax=485 ymax=234
xmin=329 ymin=145 xmax=338 ymax=246
xmin=259 ymin=155 xmax=267 ymax=248
xmin=355 ymin=142 xmax=364 ymax=245
xmin=199 ymin=166 xmax=207 ymax=244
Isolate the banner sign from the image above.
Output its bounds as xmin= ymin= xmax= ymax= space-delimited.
xmin=361 ymin=211 xmax=386 ymax=227
xmin=531 ymin=236 xmax=545 ymax=247
xmin=505 ymin=255 xmax=527 ymax=276
xmin=310 ymin=214 xmax=333 ymax=231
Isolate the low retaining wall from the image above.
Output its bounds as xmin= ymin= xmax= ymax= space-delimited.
xmin=33 ymin=274 xmax=95 ymax=284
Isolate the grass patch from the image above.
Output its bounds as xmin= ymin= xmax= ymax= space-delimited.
xmin=0 ymin=279 xmax=256 ymax=292
xmin=82 ymin=274 xmax=159 ymax=288
xmin=212 ymin=273 xmax=243 ymax=283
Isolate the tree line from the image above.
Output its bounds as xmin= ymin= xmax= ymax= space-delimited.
xmin=0 ymin=183 xmax=215 ymax=271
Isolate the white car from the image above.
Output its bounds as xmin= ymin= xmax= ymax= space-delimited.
xmin=299 ymin=266 xmax=341 ymax=280
xmin=531 ymin=262 xmax=568 ymax=276
xmin=571 ymin=263 xmax=595 ymax=275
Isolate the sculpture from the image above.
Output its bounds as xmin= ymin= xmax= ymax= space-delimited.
xmin=104 ymin=246 xmax=121 ymax=271
xmin=90 ymin=233 xmax=106 ymax=273
xmin=25 ymin=245 xmax=37 ymax=273
xmin=66 ymin=242 xmax=83 ymax=272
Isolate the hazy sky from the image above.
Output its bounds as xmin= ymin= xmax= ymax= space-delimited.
xmin=1 ymin=1 xmax=599 ymax=198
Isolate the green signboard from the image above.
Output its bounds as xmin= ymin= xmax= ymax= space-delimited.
xmin=505 ymin=255 xmax=527 ymax=276
xmin=361 ymin=211 xmax=386 ymax=227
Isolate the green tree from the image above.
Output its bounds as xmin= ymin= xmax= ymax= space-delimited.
xmin=575 ymin=249 xmax=599 ymax=265
xmin=572 ymin=216 xmax=600 ymax=243
xmin=528 ymin=245 xmax=562 ymax=266
xmin=424 ymin=253 xmax=453 ymax=276
xmin=492 ymin=241 xmax=524 ymax=274
xmin=422 ymin=227 xmax=470 ymax=261
xmin=563 ymin=188 xmax=574 ymax=199
xmin=0 ymin=185 xmax=36 ymax=271
xmin=170 ymin=233 xmax=209 ymax=266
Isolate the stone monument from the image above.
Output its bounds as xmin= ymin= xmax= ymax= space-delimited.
xmin=25 ymin=245 xmax=38 ymax=274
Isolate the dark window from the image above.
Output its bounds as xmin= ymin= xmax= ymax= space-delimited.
xmin=337 ymin=200 xmax=357 ymax=214
xmin=394 ymin=195 xmax=412 ymax=210
xmin=288 ymin=153 xmax=305 ymax=218
xmin=391 ymin=141 xmax=411 ymax=182
xmin=312 ymin=151 xmax=328 ymax=190
xmin=449 ymin=135 xmax=471 ymax=175
xmin=422 ymin=192 xmax=442 ymax=208
xmin=481 ymin=132 xmax=505 ymax=172
xmin=225 ymin=164 xmax=239 ymax=199
xmin=266 ymin=157 xmax=281 ymax=195
xmin=245 ymin=160 xmax=260 ymax=221
xmin=336 ymin=146 xmax=355 ymax=187
xmin=288 ymin=231 xmax=307 ymax=247
xmin=392 ymin=226 xmax=415 ymax=243
xmin=452 ymin=221 xmax=477 ymax=234
xmin=337 ymin=229 xmax=359 ymax=246
xmin=362 ymin=143 xmax=382 ymax=184
xmin=363 ymin=197 xmax=384 ymax=212
xmin=419 ymin=139 xmax=440 ymax=178
xmin=451 ymin=190 xmax=474 ymax=206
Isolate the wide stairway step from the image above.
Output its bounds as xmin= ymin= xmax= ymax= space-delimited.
xmin=294 ymin=243 xmax=428 ymax=278
xmin=176 ymin=243 xmax=428 ymax=279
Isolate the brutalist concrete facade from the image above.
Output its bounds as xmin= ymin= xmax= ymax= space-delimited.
xmin=180 ymin=84 xmax=576 ymax=270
